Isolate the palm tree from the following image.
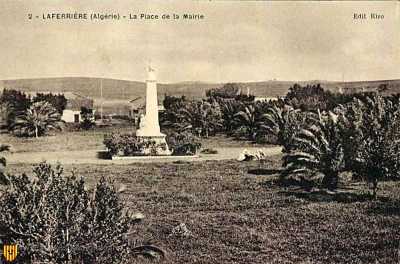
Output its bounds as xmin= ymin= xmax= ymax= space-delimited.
xmin=12 ymin=101 xmax=61 ymax=138
xmin=282 ymin=111 xmax=345 ymax=190
xmin=219 ymin=99 xmax=243 ymax=135
xmin=177 ymin=101 xmax=223 ymax=138
xmin=261 ymin=104 xmax=302 ymax=151
xmin=233 ymin=104 xmax=260 ymax=140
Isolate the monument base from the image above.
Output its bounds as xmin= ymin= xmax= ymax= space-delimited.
xmin=135 ymin=135 xmax=172 ymax=156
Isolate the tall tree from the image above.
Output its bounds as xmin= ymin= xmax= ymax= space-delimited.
xmin=33 ymin=93 xmax=67 ymax=114
xmin=0 ymin=89 xmax=31 ymax=129
xmin=12 ymin=101 xmax=61 ymax=138
xmin=350 ymin=95 xmax=400 ymax=197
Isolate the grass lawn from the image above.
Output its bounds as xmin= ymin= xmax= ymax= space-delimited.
xmin=0 ymin=126 xmax=133 ymax=153
xmin=8 ymin=155 xmax=400 ymax=264
xmin=1 ymin=127 xmax=270 ymax=153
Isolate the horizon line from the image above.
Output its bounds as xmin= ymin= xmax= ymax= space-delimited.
xmin=1 ymin=75 xmax=400 ymax=85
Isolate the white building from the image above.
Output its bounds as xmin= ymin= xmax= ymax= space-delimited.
xmin=60 ymin=92 xmax=94 ymax=123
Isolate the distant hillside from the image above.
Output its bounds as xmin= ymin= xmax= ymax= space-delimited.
xmin=0 ymin=77 xmax=219 ymax=101
xmin=1 ymin=77 xmax=400 ymax=101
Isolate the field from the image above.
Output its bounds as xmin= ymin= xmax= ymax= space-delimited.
xmin=5 ymin=133 xmax=400 ymax=263
xmin=8 ymin=159 xmax=400 ymax=263
xmin=2 ymin=124 xmax=400 ymax=264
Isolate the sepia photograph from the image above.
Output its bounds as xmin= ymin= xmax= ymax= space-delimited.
xmin=0 ymin=0 xmax=399 ymax=263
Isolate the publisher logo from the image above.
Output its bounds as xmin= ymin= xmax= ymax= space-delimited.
xmin=3 ymin=245 xmax=18 ymax=262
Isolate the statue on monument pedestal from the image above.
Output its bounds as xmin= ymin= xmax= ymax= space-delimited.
xmin=138 ymin=113 xmax=146 ymax=129
xmin=135 ymin=66 xmax=171 ymax=155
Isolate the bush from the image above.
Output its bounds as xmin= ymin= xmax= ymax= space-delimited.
xmin=0 ymin=144 xmax=10 ymax=184
xmin=282 ymin=111 xmax=345 ymax=190
xmin=166 ymin=131 xmax=201 ymax=156
xmin=103 ymin=133 xmax=167 ymax=156
xmin=0 ymin=163 xmax=133 ymax=264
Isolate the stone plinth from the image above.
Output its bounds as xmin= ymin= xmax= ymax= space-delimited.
xmin=135 ymin=66 xmax=172 ymax=156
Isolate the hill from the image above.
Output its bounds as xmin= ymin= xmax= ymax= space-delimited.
xmin=0 ymin=77 xmax=219 ymax=101
xmin=1 ymin=77 xmax=400 ymax=100
xmin=1 ymin=77 xmax=400 ymax=115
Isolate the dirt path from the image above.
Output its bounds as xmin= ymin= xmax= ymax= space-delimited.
xmin=5 ymin=146 xmax=282 ymax=164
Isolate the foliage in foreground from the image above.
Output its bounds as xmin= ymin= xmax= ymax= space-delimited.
xmin=0 ymin=163 xmax=132 ymax=264
xmin=0 ymin=144 xmax=10 ymax=185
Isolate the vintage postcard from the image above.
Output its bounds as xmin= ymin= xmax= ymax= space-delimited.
xmin=0 ymin=1 xmax=399 ymax=263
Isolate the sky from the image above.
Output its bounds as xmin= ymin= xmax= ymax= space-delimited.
xmin=0 ymin=0 xmax=399 ymax=83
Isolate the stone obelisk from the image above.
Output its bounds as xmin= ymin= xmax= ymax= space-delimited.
xmin=136 ymin=66 xmax=171 ymax=155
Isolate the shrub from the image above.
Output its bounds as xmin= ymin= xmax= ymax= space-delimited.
xmin=166 ymin=131 xmax=201 ymax=155
xmin=0 ymin=163 xmax=133 ymax=264
xmin=0 ymin=144 xmax=10 ymax=185
xmin=282 ymin=111 xmax=345 ymax=190
xmin=103 ymin=133 xmax=167 ymax=156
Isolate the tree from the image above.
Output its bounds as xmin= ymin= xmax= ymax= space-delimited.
xmin=218 ymin=99 xmax=243 ymax=135
xmin=206 ymin=83 xmax=242 ymax=99
xmin=233 ymin=104 xmax=262 ymax=141
xmin=80 ymin=106 xmax=95 ymax=130
xmin=163 ymin=95 xmax=186 ymax=110
xmin=336 ymin=99 xmax=364 ymax=171
xmin=175 ymin=100 xmax=223 ymax=138
xmin=261 ymin=104 xmax=302 ymax=151
xmin=350 ymin=95 xmax=400 ymax=198
xmin=12 ymin=101 xmax=61 ymax=138
xmin=282 ymin=111 xmax=345 ymax=190
xmin=33 ymin=92 xmax=67 ymax=114
xmin=285 ymin=84 xmax=344 ymax=111
xmin=0 ymin=89 xmax=31 ymax=129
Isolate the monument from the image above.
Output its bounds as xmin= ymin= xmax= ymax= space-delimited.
xmin=136 ymin=66 xmax=171 ymax=155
